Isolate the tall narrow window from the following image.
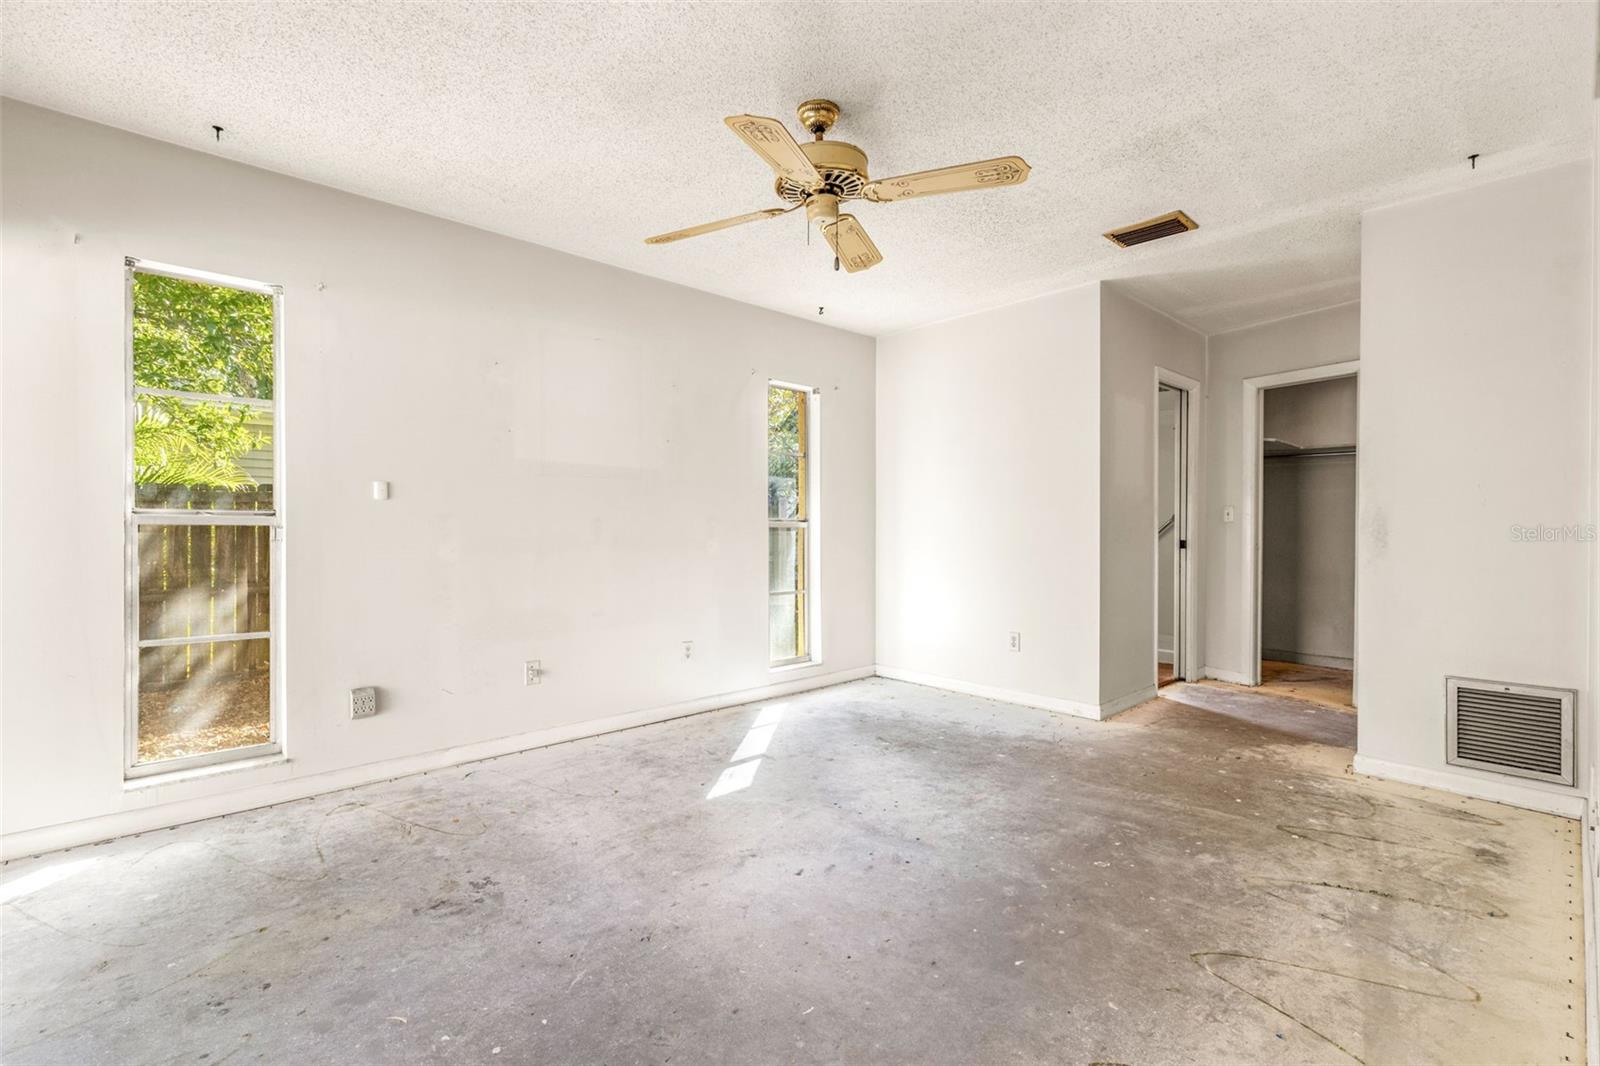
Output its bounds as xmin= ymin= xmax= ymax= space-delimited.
xmin=126 ymin=260 xmax=281 ymax=776
xmin=768 ymin=382 xmax=815 ymax=666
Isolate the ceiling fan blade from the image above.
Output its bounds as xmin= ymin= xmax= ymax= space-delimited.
xmin=724 ymin=114 xmax=823 ymax=189
xmin=644 ymin=205 xmax=797 ymax=245
xmin=823 ymin=214 xmax=883 ymax=273
xmin=863 ymin=156 xmax=1031 ymax=203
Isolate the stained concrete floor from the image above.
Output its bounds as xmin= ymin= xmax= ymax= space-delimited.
xmin=1 ymin=678 xmax=1583 ymax=1065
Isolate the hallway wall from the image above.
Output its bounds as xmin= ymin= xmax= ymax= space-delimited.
xmin=1200 ymin=304 xmax=1361 ymax=681
xmin=1357 ymin=160 xmax=1592 ymax=813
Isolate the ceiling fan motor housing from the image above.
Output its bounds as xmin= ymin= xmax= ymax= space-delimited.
xmin=806 ymin=192 xmax=841 ymax=230
xmin=777 ymin=140 xmax=869 ymax=204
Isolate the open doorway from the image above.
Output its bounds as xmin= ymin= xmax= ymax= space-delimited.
xmin=1244 ymin=365 xmax=1358 ymax=715
xmin=1155 ymin=369 xmax=1198 ymax=689
xmin=1156 ymin=385 xmax=1185 ymax=686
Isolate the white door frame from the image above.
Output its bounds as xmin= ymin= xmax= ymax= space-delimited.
xmin=1240 ymin=360 xmax=1359 ymax=689
xmin=1155 ymin=367 xmax=1202 ymax=683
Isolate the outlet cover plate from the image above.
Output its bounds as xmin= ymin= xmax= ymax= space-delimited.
xmin=524 ymin=660 xmax=542 ymax=686
xmin=350 ymin=686 xmax=378 ymax=719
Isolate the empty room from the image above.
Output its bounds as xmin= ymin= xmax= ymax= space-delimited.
xmin=1 ymin=2 xmax=1597 ymax=1063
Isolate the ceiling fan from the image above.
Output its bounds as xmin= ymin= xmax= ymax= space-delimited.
xmin=644 ymin=99 xmax=1031 ymax=273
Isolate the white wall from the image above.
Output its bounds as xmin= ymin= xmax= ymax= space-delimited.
xmin=1358 ymin=160 xmax=1593 ymax=807
xmin=875 ymin=285 xmax=1103 ymax=712
xmin=1260 ymin=458 xmax=1357 ymax=667
xmin=1201 ymin=304 xmax=1361 ymax=681
xmin=1587 ymin=96 xmax=1600 ymax=1066
xmin=1098 ymin=286 xmax=1206 ymax=704
xmin=1 ymin=101 xmax=877 ymax=854
xmin=874 ymin=283 xmax=1204 ymax=717
xmin=1263 ymin=376 xmax=1358 ymax=450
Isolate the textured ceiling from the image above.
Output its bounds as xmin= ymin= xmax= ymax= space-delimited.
xmin=3 ymin=1 xmax=1595 ymax=335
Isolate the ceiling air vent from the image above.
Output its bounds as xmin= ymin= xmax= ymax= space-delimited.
xmin=1446 ymin=677 xmax=1575 ymax=786
xmin=1104 ymin=210 xmax=1198 ymax=248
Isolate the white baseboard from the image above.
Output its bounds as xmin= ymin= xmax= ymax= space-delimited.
xmin=1099 ymin=684 xmax=1159 ymax=720
xmin=873 ymin=665 xmax=1110 ymax=720
xmin=1582 ymin=787 xmax=1598 ymax=1066
xmin=872 ymin=667 xmax=1162 ymax=722
xmin=1202 ymin=666 xmax=1254 ymax=685
xmin=1351 ymin=753 xmax=1584 ymax=819
xmin=1261 ymin=648 xmax=1354 ymax=670
xmin=0 ymin=665 xmax=876 ymax=861
xmin=1157 ymin=646 xmax=1174 ymax=664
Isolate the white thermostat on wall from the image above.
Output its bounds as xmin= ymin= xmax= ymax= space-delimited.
xmin=372 ymin=480 xmax=390 ymax=501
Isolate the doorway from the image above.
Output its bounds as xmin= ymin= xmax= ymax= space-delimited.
xmin=1155 ymin=371 xmax=1197 ymax=688
xmin=1242 ymin=363 xmax=1358 ymax=713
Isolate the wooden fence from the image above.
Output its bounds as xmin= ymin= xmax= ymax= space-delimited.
xmin=137 ymin=522 xmax=271 ymax=688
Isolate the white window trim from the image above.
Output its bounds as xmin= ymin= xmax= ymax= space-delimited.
xmin=768 ymin=379 xmax=821 ymax=670
xmin=124 ymin=257 xmax=286 ymax=780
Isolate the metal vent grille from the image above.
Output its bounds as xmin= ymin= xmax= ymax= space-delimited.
xmin=1446 ymin=677 xmax=1575 ymax=786
xmin=1104 ymin=210 xmax=1198 ymax=248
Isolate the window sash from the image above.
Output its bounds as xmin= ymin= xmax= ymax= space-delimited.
xmin=126 ymin=259 xmax=283 ymax=776
xmin=768 ymin=383 xmax=813 ymax=666
xmin=134 ymin=385 xmax=273 ymax=410
xmin=769 ymin=590 xmax=808 ymax=666
xmin=131 ymin=395 xmax=276 ymax=516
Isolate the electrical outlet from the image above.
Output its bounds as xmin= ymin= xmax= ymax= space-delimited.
xmin=682 ymin=640 xmax=694 ymax=660
xmin=523 ymin=660 xmax=542 ymax=686
xmin=1008 ymin=632 xmax=1021 ymax=652
xmin=350 ymin=686 xmax=377 ymax=719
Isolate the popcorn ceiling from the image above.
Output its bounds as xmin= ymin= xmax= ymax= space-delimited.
xmin=2 ymin=1 xmax=1592 ymax=335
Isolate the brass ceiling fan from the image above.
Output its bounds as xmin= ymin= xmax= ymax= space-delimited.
xmin=644 ymin=99 xmax=1030 ymax=273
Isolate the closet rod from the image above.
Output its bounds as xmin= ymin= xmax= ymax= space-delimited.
xmin=1264 ymin=445 xmax=1356 ymax=459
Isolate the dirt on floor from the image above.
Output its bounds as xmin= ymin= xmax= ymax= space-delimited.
xmin=1191 ymin=659 xmax=1354 ymax=713
xmin=137 ymin=671 xmax=270 ymax=762
xmin=1255 ymin=658 xmax=1355 ymax=711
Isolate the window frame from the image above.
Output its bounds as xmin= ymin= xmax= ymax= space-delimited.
xmin=124 ymin=258 xmax=285 ymax=779
xmin=767 ymin=380 xmax=820 ymax=669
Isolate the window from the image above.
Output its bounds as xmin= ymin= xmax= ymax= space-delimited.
xmin=126 ymin=259 xmax=282 ymax=776
xmin=768 ymin=382 xmax=815 ymax=666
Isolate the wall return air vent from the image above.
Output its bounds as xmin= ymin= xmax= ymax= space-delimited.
xmin=1446 ymin=676 xmax=1575 ymax=786
xmin=1103 ymin=210 xmax=1197 ymax=248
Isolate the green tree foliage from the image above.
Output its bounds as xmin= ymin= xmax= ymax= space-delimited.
xmin=132 ymin=274 xmax=273 ymax=490
xmin=767 ymin=385 xmax=802 ymax=454
xmin=133 ymin=404 xmax=258 ymax=489
xmin=767 ymin=386 xmax=804 ymax=518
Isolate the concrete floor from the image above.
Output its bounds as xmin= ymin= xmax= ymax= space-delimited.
xmin=1 ymin=678 xmax=1582 ymax=1065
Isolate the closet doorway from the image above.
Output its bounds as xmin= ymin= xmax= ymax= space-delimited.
xmin=1241 ymin=362 xmax=1358 ymax=713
